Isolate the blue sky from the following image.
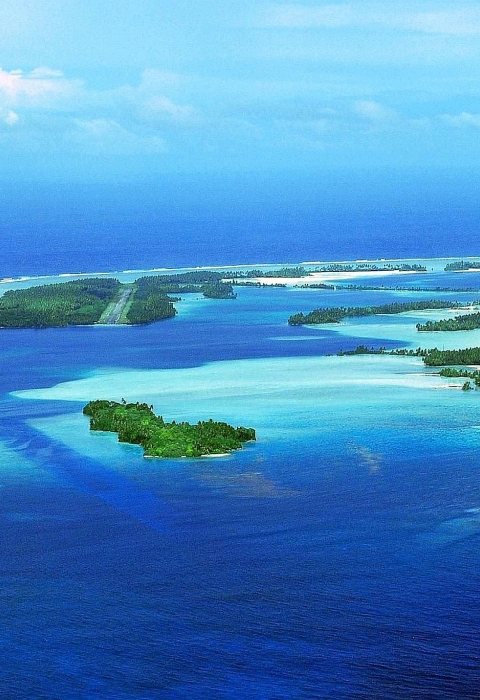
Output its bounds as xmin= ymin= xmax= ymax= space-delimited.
xmin=1 ymin=0 xmax=480 ymax=181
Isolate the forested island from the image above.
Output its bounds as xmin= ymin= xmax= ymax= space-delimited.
xmin=444 ymin=261 xmax=480 ymax=272
xmin=0 ymin=278 xmax=122 ymax=328
xmin=228 ymin=266 xmax=311 ymax=279
xmin=227 ymin=263 xmax=426 ymax=279
xmin=313 ymin=263 xmax=426 ymax=273
xmin=422 ymin=347 xmax=480 ymax=366
xmin=288 ymin=300 xmax=462 ymax=326
xmin=416 ymin=310 xmax=480 ymax=332
xmin=0 ymin=272 xmax=237 ymax=328
xmin=83 ymin=400 xmax=256 ymax=458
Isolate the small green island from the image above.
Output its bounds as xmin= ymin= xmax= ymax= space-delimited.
xmin=83 ymin=400 xmax=256 ymax=458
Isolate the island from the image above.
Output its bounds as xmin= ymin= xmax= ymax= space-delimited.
xmin=416 ymin=310 xmax=480 ymax=332
xmin=444 ymin=261 xmax=480 ymax=272
xmin=0 ymin=272 xmax=237 ymax=328
xmin=226 ymin=263 xmax=427 ymax=280
xmin=311 ymin=263 xmax=426 ymax=273
xmin=422 ymin=346 xmax=480 ymax=367
xmin=83 ymin=400 xmax=256 ymax=458
xmin=0 ymin=278 xmax=122 ymax=328
xmin=288 ymin=300 xmax=462 ymax=326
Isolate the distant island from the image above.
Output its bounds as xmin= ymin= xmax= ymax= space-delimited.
xmin=288 ymin=300 xmax=462 ymax=326
xmin=0 ymin=272 xmax=236 ymax=328
xmin=310 ymin=263 xmax=426 ymax=273
xmin=444 ymin=261 xmax=480 ymax=272
xmin=227 ymin=263 xmax=426 ymax=279
xmin=83 ymin=400 xmax=256 ymax=458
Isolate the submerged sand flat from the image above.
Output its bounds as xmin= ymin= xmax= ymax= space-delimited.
xmin=14 ymin=355 xmax=438 ymax=404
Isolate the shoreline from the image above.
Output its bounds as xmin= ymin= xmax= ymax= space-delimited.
xmin=1 ymin=255 xmax=472 ymax=289
xmin=243 ymin=270 xmax=422 ymax=286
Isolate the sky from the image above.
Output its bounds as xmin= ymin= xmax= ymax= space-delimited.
xmin=0 ymin=0 xmax=480 ymax=182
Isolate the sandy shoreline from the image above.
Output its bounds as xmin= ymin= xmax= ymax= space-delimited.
xmin=237 ymin=270 xmax=422 ymax=286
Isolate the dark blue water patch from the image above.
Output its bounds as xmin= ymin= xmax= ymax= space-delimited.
xmin=1 ymin=420 xmax=170 ymax=534
xmin=1 ymin=468 xmax=479 ymax=699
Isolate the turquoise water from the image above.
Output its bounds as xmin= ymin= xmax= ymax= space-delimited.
xmin=2 ymin=263 xmax=480 ymax=697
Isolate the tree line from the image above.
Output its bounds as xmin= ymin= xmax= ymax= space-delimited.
xmin=416 ymin=310 xmax=480 ymax=332
xmin=444 ymin=261 xmax=480 ymax=271
xmin=288 ymin=300 xmax=461 ymax=325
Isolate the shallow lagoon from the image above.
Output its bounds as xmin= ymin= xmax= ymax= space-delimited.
xmin=3 ymin=262 xmax=480 ymax=698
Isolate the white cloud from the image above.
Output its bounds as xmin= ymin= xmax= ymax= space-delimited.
xmin=68 ymin=118 xmax=167 ymax=155
xmin=110 ymin=70 xmax=198 ymax=127
xmin=141 ymin=95 xmax=196 ymax=123
xmin=0 ymin=67 xmax=83 ymax=109
xmin=440 ymin=112 xmax=480 ymax=128
xmin=0 ymin=108 xmax=19 ymax=125
xmin=256 ymin=3 xmax=480 ymax=36
xmin=353 ymin=100 xmax=397 ymax=122
xmin=259 ymin=4 xmax=354 ymax=28
xmin=399 ymin=10 xmax=480 ymax=36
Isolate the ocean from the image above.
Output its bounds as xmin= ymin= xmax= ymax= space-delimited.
xmin=1 ymin=172 xmax=479 ymax=277
xmin=1 ymin=179 xmax=480 ymax=698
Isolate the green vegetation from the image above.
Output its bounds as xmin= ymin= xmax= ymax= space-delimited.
xmin=335 ymin=345 xmax=425 ymax=357
xmin=438 ymin=367 xmax=480 ymax=386
xmin=315 ymin=263 xmax=426 ymax=273
xmin=416 ymin=310 xmax=480 ymax=332
xmin=444 ymin=261 xmax=480 ymax=272
xmin=124 ymin=273 xmax=236 ymax=324
xmin=337 ymin=345 xmax=387 ymax=356
xmin=83 ymin=400 xmax=256 ymax=458
xmin=124 ymin=275 xmax=179 ymax=325
xmin=201 ymin=281 xmax=236 ymax=299
xmin=422 ymin=347 xmax=480 ymax=366
xmin=227 ymin=262 xmax=426 ymax=280
xmin=228 ymin=266 xmax=310 ymax=279
xmin=0 ymin=278 xmax=121 ymax=328
xmin=288 ymin=300 xmax=461 ymax=326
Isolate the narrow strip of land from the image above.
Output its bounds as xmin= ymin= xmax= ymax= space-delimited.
xmin=101 ymin=287 xmax=133 ymax=324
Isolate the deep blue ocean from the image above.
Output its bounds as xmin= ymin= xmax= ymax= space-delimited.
xmin=1 ymin=173 xmax=479 ymax=277
xmin=1 ymin=178 xmax=480 ymax=698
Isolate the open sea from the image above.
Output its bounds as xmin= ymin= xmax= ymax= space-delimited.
xmin=1 ymin=178 xmax=480 ymax=698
